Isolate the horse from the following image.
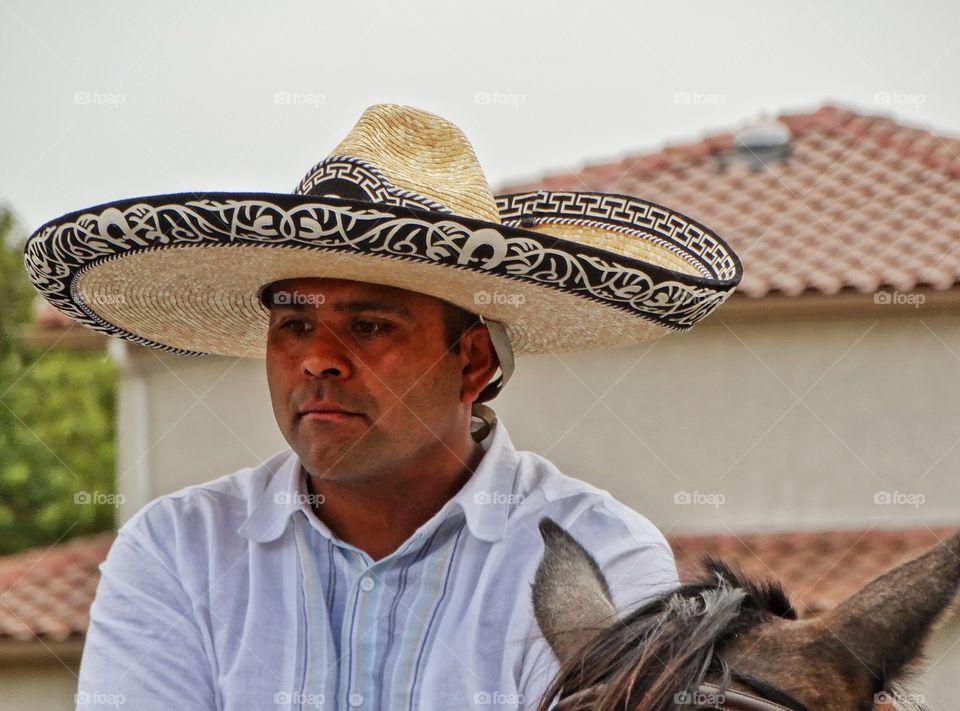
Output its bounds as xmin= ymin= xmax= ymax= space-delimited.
xmin=531 ymin=518 xmax=960 ymax=710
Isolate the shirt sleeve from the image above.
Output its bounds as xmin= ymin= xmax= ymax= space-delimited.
xmin=517 ymin=504 xmax=679 ymax=710
xmin=76 ymin=503 xmax=217 ymax=711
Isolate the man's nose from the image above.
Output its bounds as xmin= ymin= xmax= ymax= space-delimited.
xmin=301 ymin=328 xmax=353 ymax=379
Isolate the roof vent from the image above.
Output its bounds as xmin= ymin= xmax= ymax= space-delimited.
xmin=718 ymin=119 xmax=792 ymax=171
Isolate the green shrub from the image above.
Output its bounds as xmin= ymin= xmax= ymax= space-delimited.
xmin=0 ymin=207 xmax=117 ymax=554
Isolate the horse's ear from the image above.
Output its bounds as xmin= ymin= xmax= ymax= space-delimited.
xmin=531 ymin=517 xmax=617 ymax=666
xmin=824 ymin=530 xmax=960 ymax=685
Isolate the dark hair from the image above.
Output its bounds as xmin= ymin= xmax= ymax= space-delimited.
xmin=443 ymin=303 xmax=482 ymax=354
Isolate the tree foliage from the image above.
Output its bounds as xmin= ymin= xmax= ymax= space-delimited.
xmin=0 ymin=207 xmax=117 ymax=554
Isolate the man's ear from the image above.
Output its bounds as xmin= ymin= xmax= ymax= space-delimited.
xmin=458 ymin=324 xmax=500 ymax=404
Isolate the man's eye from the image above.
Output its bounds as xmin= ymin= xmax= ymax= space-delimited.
xmin=353 ymin=320 xmax=394 ymax=338
xmin=279 ymin=319 xmax=309 ymax=335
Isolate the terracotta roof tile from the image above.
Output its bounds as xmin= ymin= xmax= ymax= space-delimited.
xmin=0 ymin=533 xmax=114 ymax=641
xmin=497 ymin=104 xmax=960 ymax=297
xmin=1 ymin=524 xmax=956 ymax=641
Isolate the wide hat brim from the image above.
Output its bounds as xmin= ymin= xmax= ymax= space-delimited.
xmin=24 ymin=188 xmax=742 ymax=358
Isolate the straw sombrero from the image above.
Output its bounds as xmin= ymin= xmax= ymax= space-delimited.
xmin=24 ymin=104 xmax=742 ymax=381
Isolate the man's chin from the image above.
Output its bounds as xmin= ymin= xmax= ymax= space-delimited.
xmin=294 ymin=439 xmax=368 ymax=478
xmin=298 ymin=451 xmax=347 ymax=477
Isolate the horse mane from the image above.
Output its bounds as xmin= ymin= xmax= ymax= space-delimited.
xmin=698 ymin=557 xmax=798 ymax=621
xmin=536 ymin=556 xmax=797 ymax=711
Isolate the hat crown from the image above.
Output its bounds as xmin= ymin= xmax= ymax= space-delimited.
xmin=295 ymin=104 xmax=501 ymax=224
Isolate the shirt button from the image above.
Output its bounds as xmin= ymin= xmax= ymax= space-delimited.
xmin=359 ymin=576 xmax=375 ymax=592
xmin=349 ymin=692 xmax=363 ymax=706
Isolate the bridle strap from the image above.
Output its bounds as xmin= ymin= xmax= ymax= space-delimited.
xmin=697 ymin=683 xmax=797 ymax=711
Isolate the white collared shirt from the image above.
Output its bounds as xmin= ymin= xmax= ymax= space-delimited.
xmin=78 ymin=419 xmax=679 ymax=710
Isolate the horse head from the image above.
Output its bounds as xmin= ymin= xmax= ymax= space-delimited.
xmin=531 ymin=517 xmax=960 ymax=710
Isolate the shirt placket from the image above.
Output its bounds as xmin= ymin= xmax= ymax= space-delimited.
xmin=335 ymin=529 xmax=434 ymax=710
xmin=338 ymin=546 xmax=382 ymax=709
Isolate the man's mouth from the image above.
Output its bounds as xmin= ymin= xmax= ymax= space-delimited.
xmin=296 ymin=401 xmax=365 ymax=422
xmin=300 ymin=411 xmax=361 ymax=422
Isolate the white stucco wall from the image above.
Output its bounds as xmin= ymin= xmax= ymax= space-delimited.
xmin=0 ymin=657 xmax=81 ymax=711
xmin=497 ymin=310 xmax=960 ymax=535
xmin=115 ymin=309 xmax=960 ymax=535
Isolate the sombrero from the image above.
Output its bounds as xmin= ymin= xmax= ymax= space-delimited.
xmin=24 ymin=103 xmax=742 ymax=400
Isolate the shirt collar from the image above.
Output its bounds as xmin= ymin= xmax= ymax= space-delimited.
xmin=237 ymin=418 xmax=521 ymax=545
xmin=236 ymin=449 xmax=305 ymax=543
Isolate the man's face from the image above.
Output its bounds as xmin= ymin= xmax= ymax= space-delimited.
xmin=264 ymin=277 xmax=482 ymax=481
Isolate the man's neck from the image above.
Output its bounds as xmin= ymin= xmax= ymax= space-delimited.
xmin=304 ymin=437 xmax=487 ymax=561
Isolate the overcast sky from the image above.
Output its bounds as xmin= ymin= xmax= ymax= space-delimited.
xmin=2 ymin=0 xmax=958 ymax=232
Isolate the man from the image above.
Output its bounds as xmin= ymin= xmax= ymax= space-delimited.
xmin=25 ymin=104 xmax=741 ymax=710
xmin=261 ymin=276 xmax=496 ymax=562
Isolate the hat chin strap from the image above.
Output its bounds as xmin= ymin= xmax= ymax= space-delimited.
xmin=470 ymin=319 xmax=515 ymax=442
